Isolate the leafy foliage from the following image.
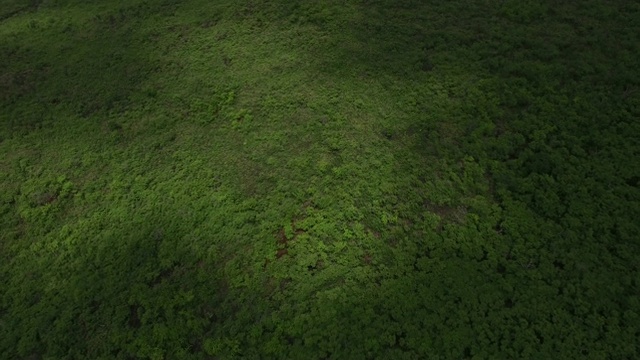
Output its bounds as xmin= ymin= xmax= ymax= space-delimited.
xmin=1 ymin=0 xmax=638 ymax=358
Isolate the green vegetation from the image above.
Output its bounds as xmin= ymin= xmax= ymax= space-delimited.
xmin=1 ymin=0 xmax=638 ymax=358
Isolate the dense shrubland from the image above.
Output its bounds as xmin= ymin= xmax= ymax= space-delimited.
xmin=1 ymin=0 xmax=638 ymax=358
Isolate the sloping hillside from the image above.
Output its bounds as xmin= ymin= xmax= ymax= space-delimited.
xmin=1 ymin=0 xmax=638 ymax=358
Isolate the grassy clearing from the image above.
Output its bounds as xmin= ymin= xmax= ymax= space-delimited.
xmin=1 ymin=0 xmax=639 ymax=358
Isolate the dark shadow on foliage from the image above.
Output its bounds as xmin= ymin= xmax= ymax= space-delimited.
xmin=233 ymin=2 xmax=640 ymax=357
xmin=0 ymin=0 xmax=182 ymax=135
xmin=0 ymin=206 xmax=231 ymax=359
xmin=2 ymin=1 xmax=638 ymax=358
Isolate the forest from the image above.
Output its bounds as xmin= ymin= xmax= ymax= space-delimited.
xmin=1 ymin=0 xmax=638 ymax=358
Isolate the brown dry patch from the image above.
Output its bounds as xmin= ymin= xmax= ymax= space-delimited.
xmin=264 ymin=276 xmax=292 ymax=299
xmin=199 ymin=302 xmax=218 ymax=323
xmin=424 ymin=200 xmax=467 ymax=232
xmin=149 ymin=263 xmax=185 ymax=287
xmin=485 ymin=171 xmax=498 ymax=201
xmin=236 ymin=156 xmax=267 ymax=197
xmin=222 ymin=54 xmax=232 ymax=66
xmin=201 ymin=18 xmax=218 ymax=28
xmin=32 ymin=191 xmax=57 ymax=207
xmin=274 ymin=226 xmax=291 ymax=259
xmin=279 ymin=278 xmax=292 ymax=292
xmin=0 ymin=69 xmax=37 ymax=102
xmin=276 ymin=248 xmax=288 ymax=259
xmin=276 ymin=227 xmax=288 ymax=245
xmin=263 ymin=277 xmax=277 ymax=295
xmin=272 ymin=210 xmax=309 ymax=261
xmin=189 ymin=338 xmax=203 ymax=355
xmin=128 ymin=304 xmax=141 ymax=329
xmin=167 ymin=24 xmax=193 ymax=43
xmin=367 ymin=228 xmax=381 ymax=239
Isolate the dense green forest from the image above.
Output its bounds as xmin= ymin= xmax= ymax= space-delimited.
xmin=1 ymin=0 xmax=638 ymax=358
